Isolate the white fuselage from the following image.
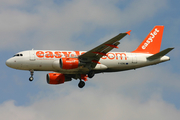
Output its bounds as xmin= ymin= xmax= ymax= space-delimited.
xmin=6 ymin=50 xmax=170 ymax=73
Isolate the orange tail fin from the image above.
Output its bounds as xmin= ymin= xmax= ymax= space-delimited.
xmin=132 ymin=25 xmax=164 ymax=54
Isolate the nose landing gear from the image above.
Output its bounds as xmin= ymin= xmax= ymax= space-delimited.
xmin=29 ymin=70 xmax=34 ymax=81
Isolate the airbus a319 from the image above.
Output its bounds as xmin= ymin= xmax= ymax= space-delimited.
xmin=6 ymin=25 xmax=174 ymax=88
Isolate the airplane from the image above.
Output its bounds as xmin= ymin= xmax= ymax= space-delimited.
xmin=6 ymin=25 xmax=174 ymax=88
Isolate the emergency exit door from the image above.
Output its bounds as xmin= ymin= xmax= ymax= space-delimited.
xmin=29 ymin=49 xmax=36 ymax=61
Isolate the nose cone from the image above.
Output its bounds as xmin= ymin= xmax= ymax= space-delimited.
xmin=6 ymin=58 xmax=12 ymax=67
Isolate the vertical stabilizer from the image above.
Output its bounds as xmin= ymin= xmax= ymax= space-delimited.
xmin=132 ymin=25 xmax=164 ymax=54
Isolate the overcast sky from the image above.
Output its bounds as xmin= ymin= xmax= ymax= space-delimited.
xmin=1 ymin=0 xmax=180 ymax=120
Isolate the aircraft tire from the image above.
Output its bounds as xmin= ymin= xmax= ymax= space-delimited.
xmin=29 ymin=77 xmax=34 ymax=81
xmin=88 ymin=71 xmax=95 ymax=78
xmin=78 ymin=81 xmax=85 ymax=88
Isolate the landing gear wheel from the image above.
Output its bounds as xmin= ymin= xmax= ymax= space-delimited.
xmin=78 ymin=81 xmax=85 ymax=88
xmin=29 ymin=70 xmax=34 ymax=82
xmin=88 ymin=71 xmax=95 ymax=78
xmin=29 ymin=77 xmax=34 ymax=81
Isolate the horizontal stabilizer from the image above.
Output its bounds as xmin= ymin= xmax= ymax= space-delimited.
xmin=147 ymin=48 xmax=174 ymax=61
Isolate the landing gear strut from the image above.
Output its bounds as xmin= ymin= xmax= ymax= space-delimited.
xmin=29 ymin=70 xmax=34 ymax=81
xmin=78 ymin=80 xmax=85 ymax=88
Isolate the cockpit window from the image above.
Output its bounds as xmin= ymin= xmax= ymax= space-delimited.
xmin=13 ymin=54 xmax=23 ymax=57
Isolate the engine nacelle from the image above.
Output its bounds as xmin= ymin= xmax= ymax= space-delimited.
xmin=46 ymin=73 xmax=71 ymax=84
xmin=60 ymin=58 xmax=80 ymax=69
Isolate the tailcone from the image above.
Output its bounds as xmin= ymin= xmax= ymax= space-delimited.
xmin=160 ymin=56 xmax=170 ymax=62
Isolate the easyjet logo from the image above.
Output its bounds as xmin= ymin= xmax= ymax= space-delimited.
xmin=66 ymin=60 xmax=77 ymax=63
xmin=36 ymin=51 xmax=127 ymax=60
xmin=142 ymin=28 xmax=159 ymax=49
xmin=101 ymin=53 xmax=127 ymax=60
xmin=36 ymin=51 xmax=85 ymax=58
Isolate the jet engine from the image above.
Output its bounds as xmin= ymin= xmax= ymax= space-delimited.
xmin=60 ymin=58 xmax=80 ymax=69
xmin=46 ymin=73 xmax=71 ymax=84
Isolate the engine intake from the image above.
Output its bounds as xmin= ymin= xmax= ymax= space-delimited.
xmin=60 ymin=58 xmax=80 ymax=69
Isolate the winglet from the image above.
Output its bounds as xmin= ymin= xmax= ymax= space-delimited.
xmin=126 ymin=30 xmax=131 ymax=35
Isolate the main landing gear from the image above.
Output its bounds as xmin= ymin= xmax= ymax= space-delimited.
xmin=78 ymin=71 xmax=95 ymax=88
xmin=29 ymin=70 xmax=34 ymax=81
xmin=78 ymin=80 xmax=85 ymax=88
xmin=88 ymin=71 xmax=95 ymax=78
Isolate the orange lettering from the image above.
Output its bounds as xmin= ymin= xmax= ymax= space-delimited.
xmin=115 ymin=53 xmax=127 ymax=60
xmin=74 ymin=51 xmax=80 ymax=57
xmin=36 ymin=51 xmax=44 ymax=58
xmin=62 ymin=52 xmax=72 ymax=58
xmin=45 ymin=51 xmax=54 ymax=58
xmin=107 ymin=53 xmax=115 ymax=60
xmin=54 ymin=51 xmax=61 ymax=58
xmin=101 ymin=56 xmax=107 ymax=59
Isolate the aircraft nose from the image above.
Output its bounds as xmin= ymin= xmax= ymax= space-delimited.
xmin=6 ymin=59 xmax=12 ymax=67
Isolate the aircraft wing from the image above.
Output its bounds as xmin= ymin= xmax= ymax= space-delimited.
xmin=78 ymin=30 xmax=131 ymax=68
